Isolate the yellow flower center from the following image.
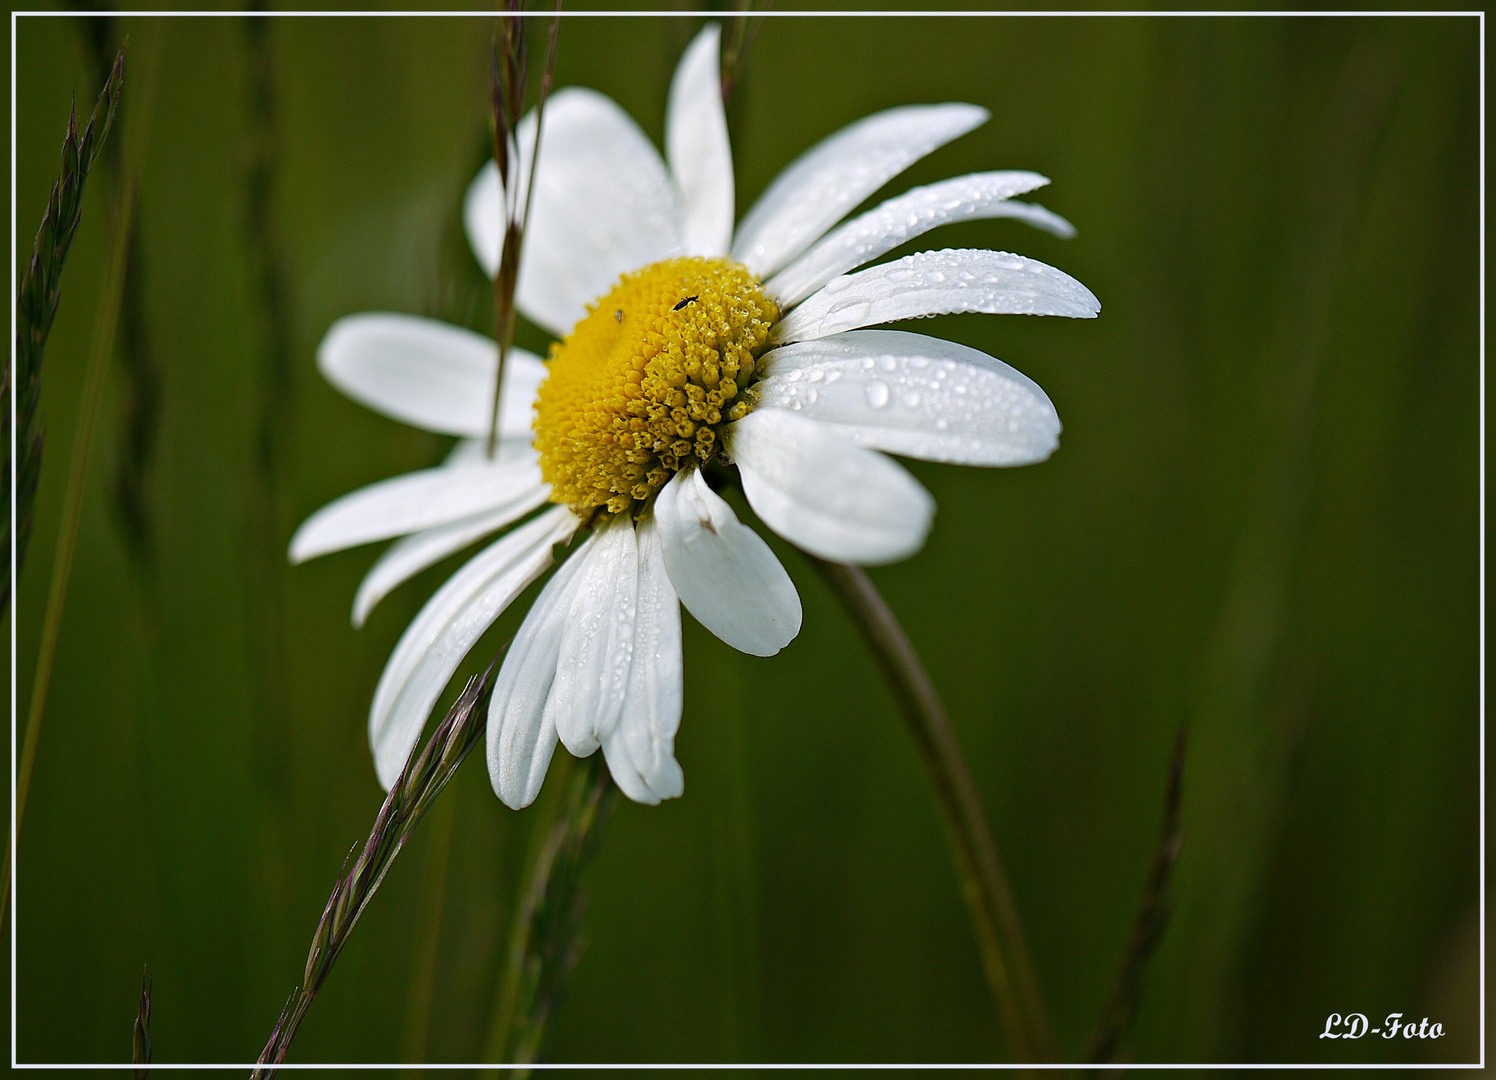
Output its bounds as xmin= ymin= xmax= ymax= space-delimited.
xmin=535 ymin=257 xmax=778 ymax=516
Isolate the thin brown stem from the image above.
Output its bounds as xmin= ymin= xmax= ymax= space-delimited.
xmin=1086 ymin=725 xmax=1186 ymax=1064
xmin=810 ymin=558 xmax=1058 ymax=1063
xmin=719 ymin=1 xmax=770 ymax=105
xmin=132 ymin=967 xmax=153 ymax=1079
xmin=485 ymin=6 xmax=561 ymax=459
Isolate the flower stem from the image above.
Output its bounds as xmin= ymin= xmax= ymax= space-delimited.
xmin=809 ymin=558 xmax=1059 ymax=1063
xmin=484 ymin=753 xmax=619 ymax=1070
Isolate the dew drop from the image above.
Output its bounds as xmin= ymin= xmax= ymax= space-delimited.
xmin=864 ymin=381 xmax=891 ymax=409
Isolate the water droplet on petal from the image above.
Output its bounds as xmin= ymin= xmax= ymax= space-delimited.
xmin=865 ymin=381 xmax=891 ymax=409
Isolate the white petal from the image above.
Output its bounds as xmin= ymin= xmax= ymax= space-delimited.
xmin=765 ymin=171 xmax=1054 ymax=308
xmin=288 ymin=452 xmax=543 ymax=563
xmin=602 ymin=516 xmax=684 ymax=805
xmin=463 ymin=159 xmax=506 ymax=278
xmin=318 ymin=313 xmax=545 ymax=439
xmin=351 ymin=488 xmax=552 ymax=628
xmin=754 ymin=330 xmax=1061 ymax=466
xmin=515 ymin=88 xmax=685 ymax=336
xmin=773 ymin=248 xmax=1101 ymax=344
xmin=666 ymin=23 xmax=734 ymax=258
xmin=369 ymin=505 xmax=579 ymax=791
xmin=654 ymin=467 xmax=801 ymax=656
xmin=442 ymin=435 xmax=533 ymax=470
xmin=982 ymin=199 xmax=1076 ymax=240
xmin=726 ymin=409 xmax=934 ymax=566
xmin=730 ymin=103 xmax=989 ymax=279
xmin=544 ymin=516 xmax=640 ymax=758
xmin=486 ymin=531 xmax=595 ymax=809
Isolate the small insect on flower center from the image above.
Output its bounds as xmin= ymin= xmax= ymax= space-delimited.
xmin=535 ymin=257 xmax=778 ymax=516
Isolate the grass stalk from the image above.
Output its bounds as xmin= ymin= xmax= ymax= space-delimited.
xmin=252 ymin=657 xmax=503 ymax=1076
xmin=132 ymin=968 xmax=153 ymax=1079
xmin=8 ymin=40 xmax=149 ymax=926
xmin=1085 ymin=726 xmax=1187 ymax=1064
xmin=485 ymin=4 xmax=561 ymax=459
xmin=810 ymin=558 xmax=1059 ymax=1064
xmin=719 ymin=1 xmax=770 ymax=105
xmin=4 ymin=45 xmax=125 ymax=612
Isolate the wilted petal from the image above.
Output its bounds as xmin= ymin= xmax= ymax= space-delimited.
xmin=655 ymin=467 xmax=801 ymax=656
xmin=774 ymin=248 xmax=1101 ymax=344
xmin=368 ymin=505 xmax=579 ymax=791
xmin=731 ymin=103 xmax=989 ymax=278
xmin=755 ymin=330 xmax=1061 ymax=466
xmin=666 ymin=23 xmax=734 ymax=258
xmin=726 ymin=409 xmax=934 ymax=565
xmin=318 ymin=313 xmax=544 ymax=439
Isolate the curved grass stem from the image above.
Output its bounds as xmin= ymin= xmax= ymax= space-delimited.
xmin=810 ymin=558 xmax=1059 ymax=1064
xmin=252 ymin=659 xmax=501 ymax=1076
xmin=8 ymin=45 xmax=145 ymax=925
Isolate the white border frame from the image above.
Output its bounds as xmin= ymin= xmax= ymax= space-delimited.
xmin=8 ymin=8 xmax=1485 ymax=1071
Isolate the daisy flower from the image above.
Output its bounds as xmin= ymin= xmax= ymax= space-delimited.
xmin=290 ymin=25 xmax=1098 ymax=810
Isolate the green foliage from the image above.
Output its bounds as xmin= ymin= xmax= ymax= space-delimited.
xmin=10 ymin=15 xmax=1479 ymax=1067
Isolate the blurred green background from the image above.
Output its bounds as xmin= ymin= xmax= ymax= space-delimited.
xmin=8 ymin=8 xmax=1480 ymax=1066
